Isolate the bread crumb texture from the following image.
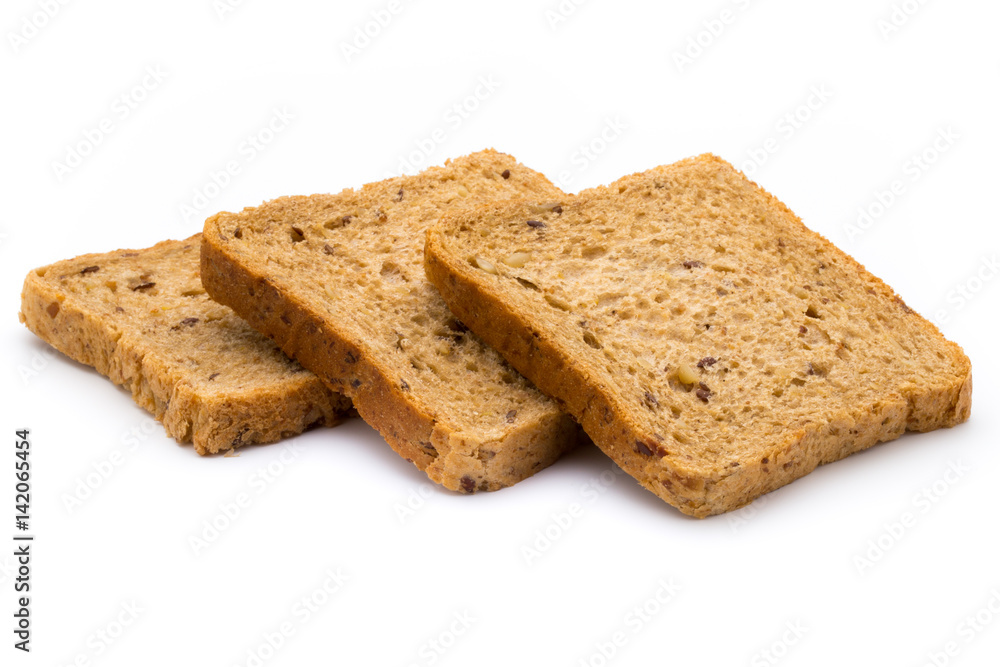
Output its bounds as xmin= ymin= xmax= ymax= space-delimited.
xmin=425 ymin=153 xmax=972 ymax=516
xmin=20 ymin=236 xmax=351 ymax=454
xmin=202 ymin=149 xmax=582 ymax=493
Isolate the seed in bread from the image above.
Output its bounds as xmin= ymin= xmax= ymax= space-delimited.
xmin=19 ymin=235 xmax=352 ymax=454
xmin=201 ymin=149 xmax=582 ymax=493
xmin=424 ymin=153 xmax=972 ymax=517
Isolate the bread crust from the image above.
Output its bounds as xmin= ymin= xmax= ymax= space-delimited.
xmin=19 ymin=236 xmax=351 ymax=454
xmin=425 ymin=155 xmax=972 ymax=517
xmin=201 ymin=151 xmax=581 ymax=492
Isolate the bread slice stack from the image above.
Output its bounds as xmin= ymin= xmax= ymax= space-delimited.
xmin=20 ymin=235 xmax=352 ymax=454
xmin=20 ymin=150 xmax=971 ymax=514
xmin=425 ymin=154 xmax=972 ymax=516
xmin=200 ymin=150 xmax=581 ymax=492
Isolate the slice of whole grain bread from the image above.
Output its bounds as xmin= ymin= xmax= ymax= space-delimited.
xmin=201 ymin=149 xmax=581 ymax=493
xmin=424 ymin=153 xmax=972 ymax=517
xmin=20 ymin=235 xmax=352 ymax=454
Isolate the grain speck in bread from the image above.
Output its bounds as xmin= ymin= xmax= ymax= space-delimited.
xmin=201 ymin=150 xmax=581 ymax=493
xmin=425 ymin=154 xmax=972 ymax=517
xmin=19 ymin=235 xmax=351 ymax=454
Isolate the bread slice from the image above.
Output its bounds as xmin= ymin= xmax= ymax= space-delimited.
xmin=425 ymin=154 xmax=973 ymax=517
xmin=20 ymin=235 xmax=352 ymax=454
xmin=201 ymin=149 xmax=581 ymax=493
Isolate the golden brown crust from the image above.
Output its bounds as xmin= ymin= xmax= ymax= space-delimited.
xmin=425 ymin=155 xmax=972 ymax=517
xmin=19 ymin=236 xmax=350 ymax=454
xmin=200 ymin=151 xmax=581 ymax=492
xmin=201 ymin=234 xmax=443 ymax=474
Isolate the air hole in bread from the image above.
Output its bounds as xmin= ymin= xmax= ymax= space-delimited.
xmin=544 ymin=294 xmax=571 ymax=311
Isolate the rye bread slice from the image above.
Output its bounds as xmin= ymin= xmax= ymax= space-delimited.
xmin=201 ymin=149 xmax=581 ymax=493
xmin=424 ymin=154 xmax=973 ymax=517
xmin=20 ymin=235 xmax=351 ymax=454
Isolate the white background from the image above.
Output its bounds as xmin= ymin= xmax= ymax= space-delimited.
xmin=2 ymin=1 xmax=999 ymax=665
